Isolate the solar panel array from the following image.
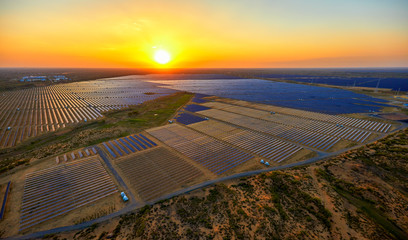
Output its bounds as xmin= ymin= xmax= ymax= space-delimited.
xmin=0 ymin=78 xmax=175 ymax=148
xmin=216 ymin=99 xmax=392 ymax=133
xmin=67 ymin=79 xmax=175 ymax=111
xmin=257 ymin=74 xmax=408 ymax=91
xmin=147 ymin=124 xmax=254 ymax=175
xmin=202 ymin=102 xmax=373 ymax=143
xmin=191 ymin=93 xmax=210 ymax=103
xmin=197 ymin=109 xmax=341 ymax=151
xmin=0 ymin=86 xmax=102 ymax=148
xmin=189 ymin=120 xmax=303 ymax=163
xmin=100 ymin=133 xmax=157 ymax=159
xmin=20 ymin=157 xmax=117 ymax=231
xmin=183 ymin=104 xmax=210 ymax=112
xmin=116 ymin=147 xmax=203 ymax=201
xmin=175 ymin=112 xmax=208 ymax=125
xmin=148 ymin=78 xmax=392 ymax=114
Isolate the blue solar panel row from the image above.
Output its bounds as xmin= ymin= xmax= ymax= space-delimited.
xmin=192 ymin=97 xmax=207 ymax=103
xmin=195 ymin=93 xmax=210 ymax=98
xmin=101 ymin=133 xmax=158 ymax=158
xmin=103 ymin=142 xmax=116 ymax=158
xmin=119 ymin=139 xmax=135 ymax=153
xmin=0 ymin=181 xmax=11 ymax=220
xmin=140 ymin=134 xmax=157 ymax=146
xmin=115 ymin=140 xmax=129 ymax=154
xmin=258 ymin=74 xmax=408 ymax=91
xmin=156 ymin=79 xmax=393 ymax=114
xmin=135 ymin=134 xmax=153 ymax=147
xmin=175 ymin=112 xmax=208 ymax=125
xmin=184 ymin=104 xmax=211 ymax=112
xmin=125 ymin=136 xmax=142 ymax=151
xmin=129 ymin=135 xmax=146 ymax=149
xmin=192 ymin=93 xmax=210 ymax=103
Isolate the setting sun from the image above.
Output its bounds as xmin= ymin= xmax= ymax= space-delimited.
xmin=154 ymin=49 xmax=171 ymax=64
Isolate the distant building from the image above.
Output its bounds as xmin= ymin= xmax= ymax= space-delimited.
xmin=53 ymin=75 xmax=69 ymax=81
xmin=19 ymin=75 xmax=70 ymax=82
xmin=19 ymin=76 xmax=48 ymax=82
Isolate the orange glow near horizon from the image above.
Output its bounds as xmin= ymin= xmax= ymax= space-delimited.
xmin=0 ymin=0 xmax=407 ymax=68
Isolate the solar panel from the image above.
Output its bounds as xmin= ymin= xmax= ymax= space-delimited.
xmin=102 ymin=142 xmax=116 ymax=158
xmin=134 ymin=134 xmax=152 ymax=148
xmin=109 ymin=141 xmax=123 ymax=156
xmin=116 ymin=147 xmax=203 ymax=201
xmin=114 ymin=140 xmax=129 ymax=154
xmin=129 ymin=135 xmax=147 ymax=149
xmin=99 ymin=133 xmax=158 ymax=158
xmin=120 ymin=138 xmax=135 ymax=152
xmin=153 ymin=78 xmax=392 ymax=114
xmin=147 ymin=124 xmax=254 ymax=175
xmin=189 ymin=120 xmax=303 ymax=163
xmin=0 ymin=78 xmax=178 ymax=149
xmin=19 ymin=157 xmax=118 ymax=231
xmin=198 ymin=108 xmax=340 ymax=151
xmin=184 ymin=104 xmax=210 ymax=112
xmin=126 ymin=136 xmax=142 ymax=151
xmin=139 ymin=134 xmax=157 ymax=146
xmin=175 ymin=112 xmax=207 ymax=125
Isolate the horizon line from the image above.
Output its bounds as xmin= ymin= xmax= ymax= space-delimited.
xmin=1 ymin=66 xmax=408 ymax=70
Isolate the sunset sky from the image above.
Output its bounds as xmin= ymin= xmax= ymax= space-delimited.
xmin=1 ymin=0 xmax=407 ymax=68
